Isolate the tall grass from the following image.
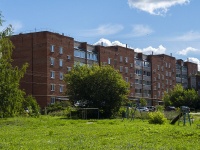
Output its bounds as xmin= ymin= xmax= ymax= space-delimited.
xmin=0 ymin=115 xmax=200 ymax=149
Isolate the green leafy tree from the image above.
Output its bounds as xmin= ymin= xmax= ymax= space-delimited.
xmin=0 ymin=13 xmax=29 ymax=117
xmin=140 ymin=98 xmax=147 ymax=106
xmin=64 ymin=64 xmax=129 ymax=118
xmin=163 ymin=84 xmax=200 ymax=109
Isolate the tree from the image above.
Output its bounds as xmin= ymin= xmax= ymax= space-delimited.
xmin=64 ymin=64 xmax=129 ymax=118
xmin=163 ymin=84 xmax=200 ymax=109
xmin=0 ymin=13 xmax=29 ymax=117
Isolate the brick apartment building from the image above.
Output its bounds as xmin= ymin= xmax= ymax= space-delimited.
xmin=10 ymin=31 xmax=198 ymax=108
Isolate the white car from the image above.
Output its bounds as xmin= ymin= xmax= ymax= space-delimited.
xmin=136 ymin=107 xmax=149 ymax=112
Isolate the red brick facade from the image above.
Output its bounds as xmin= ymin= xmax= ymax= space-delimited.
xmin=10 ymin=31 xmax=198 ymax=107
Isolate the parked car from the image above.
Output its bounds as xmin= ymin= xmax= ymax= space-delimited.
xmin=165 ymin=106 xmax=176 ymax=111
xmin=136 ymin=107 xmax=149 ymax=112
xmin=147 ymin=106 xmax=156 ymax=111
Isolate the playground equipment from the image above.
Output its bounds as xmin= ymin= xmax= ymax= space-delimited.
xmin=170 ymin=106 xmax=191 ymax=125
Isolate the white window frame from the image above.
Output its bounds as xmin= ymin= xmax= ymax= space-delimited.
xmin=125 ymin=57 xmax=128 ymax=63
xmin=120 ymin=66 xmax=123 ymax=72
xmin=50 ymin=57 xmax=55 ymax=66
xmin=108 ymin=58 xmax=111 ymax=64
xmin=50 ymin=45 xmax=54 ymax=52
xmin=59 ymin=85 xmax=64 ymax=93
xmin=51 ymin=97 xmax=55 ymax=104
xmin=67 ymin=67 xmax=71 ymax=72
xmin=125 ymin=67 xmax=128 ymax=73
xmin=59 ymin=59 xmax=63 ymax=67
xmin=51 ymin=71 xmax=55 ymax=79
xmin=67 ymin=55 xmax=71 ymax=60
xmin=59 ymin=47 xmax=63 ymax=54
xmin=120 ymin=56 xmax=123 ymax=62
xmin=51 ymin=84 xmax=55 ymax=91
xmin=125 ymin=77 xmax=128 ymax=82
xmin=60 ymin=72 xmax=63 ymax=80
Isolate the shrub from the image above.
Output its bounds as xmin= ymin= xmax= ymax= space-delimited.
xmin=148 ymin=111 xmax=167 ymax=124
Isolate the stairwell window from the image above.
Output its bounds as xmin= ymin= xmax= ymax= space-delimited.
xmin=108 ymin=58 xmax=111 ymax=64
xmin=50 ymin=45 xmax=55 ymax=52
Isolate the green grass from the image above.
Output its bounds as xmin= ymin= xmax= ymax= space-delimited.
xmin=0 ymin=115 xmax=200 ymax=150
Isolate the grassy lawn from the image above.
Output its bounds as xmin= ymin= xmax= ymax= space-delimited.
xmin=0 ymin=115 xmax=200 ymax=150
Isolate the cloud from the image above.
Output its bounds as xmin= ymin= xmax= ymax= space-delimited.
xmin=135 ymin=45 xmax=166 ymax=55
xmin=93 ymin=38 xmax=127 ymax=47
xmin=128 ymin=0 xmax=190 ymax=15
xmin=187 ymin=57 xmax=200 ymax=71
xmin=81 ymin=24 xmax=123 ymax=37
xmin=174 ymin=31 xmax=200 ymax=41
xmin=177 ymin=47 xmax=199 ymax=55
xmin=129 ymin=24 xmax=153 ymax=37
xmin=0 ymin=20 xmax=23 ymax=33
xmin=94 ymin=38 xmax=167 ymax=55
xmin=11 ymin=21 xmax=23 ymax=32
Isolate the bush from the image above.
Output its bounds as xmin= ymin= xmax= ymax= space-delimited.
xmin=148 ymin=111 xmax=167 ymax=124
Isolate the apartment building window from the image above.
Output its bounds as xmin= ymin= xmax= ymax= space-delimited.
xmin=157 ymin=83 xmax=160 ymax=89
xmin=120 ymin=66 xmax=123 ymax=72
xmin=50 ymin=57 xmax=55 ymax=66
xmin=147 ymin=72 xmax=151 ymax=76
xmin=59 ymin=47 xmax=63 ymax=54
xmin=169 ymin=72 xmax=171 ymax=77
xmin=135 ymin=60 xmax=142 ymax=66
xmin=158 ymin=91 xmax=160 ymax=97
xmin=60 ymin=72 xmax=63 ymax=80
xmin=135 ymin=89 xmax=142 ymax=93
xmin=130 ymin=82 xmax=133 ymax=87
xmin=154 ymin=77 xmax=156 ymax=81
xmin=135 ymin=69 xmax=142 ymax=75
xmin=157 ymin=65 xmax=160 ymax=70
xmin=51 ymin=97 xmax=55 ymax=104
xmin=169 ymin=63 xmax=171 ymax=68
xmin=170 ymin=80 xmax=172 ymax=85
xmin=59 ymin=85 xmax=64 ymax=93
xmin=125 ymin=77 xmax=128 ymax=82
xmin=157 ymin=74 xmax=160 ymax=79
xmin=162 ymin=74 xmax=164 ymax=80
xmin=50 ymin=71 xmax=55 ymax=79
xmin=166 ymin=62 xmax=168 ymax=68
xmin=120 ymin=56 xmax=123 ymax=62
xmin=135 ymin=79 xmax=139 ymax=84
xmin=125 ymin=67 xmax=128 ymax=73
xmin=161 ymin=66 xmax=164 ymax=71
xmin=108 ymin=58 xmax=111 ymax=64
xmin=67 ymin=67 xmax=71 ymax=72
xmin=130 ymin=73 xmax=133 ymax=78
xmin=50 ymin=45 xmax=55 ymax=52
xmin=162 ymin=83 xmax=164 ymax=89
xmin=154 ymin=86 xmax=157 ymax=90
xmin=166 ymin=79 xmax=168 ymax=85
xmin=51 ymin=84 xmax=55 ymax=91
xmin=67 ymin=55 xmax=71 ymax=60
xmin=166 ymin=71 xmax=168 ymax=76
xmin=125 ymin=57 xmax=128 ymax=63
xmin=130 ymin=63 xmax=133 ymax=68
xmin=59 ymin=59 xmax=63 ymax=67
